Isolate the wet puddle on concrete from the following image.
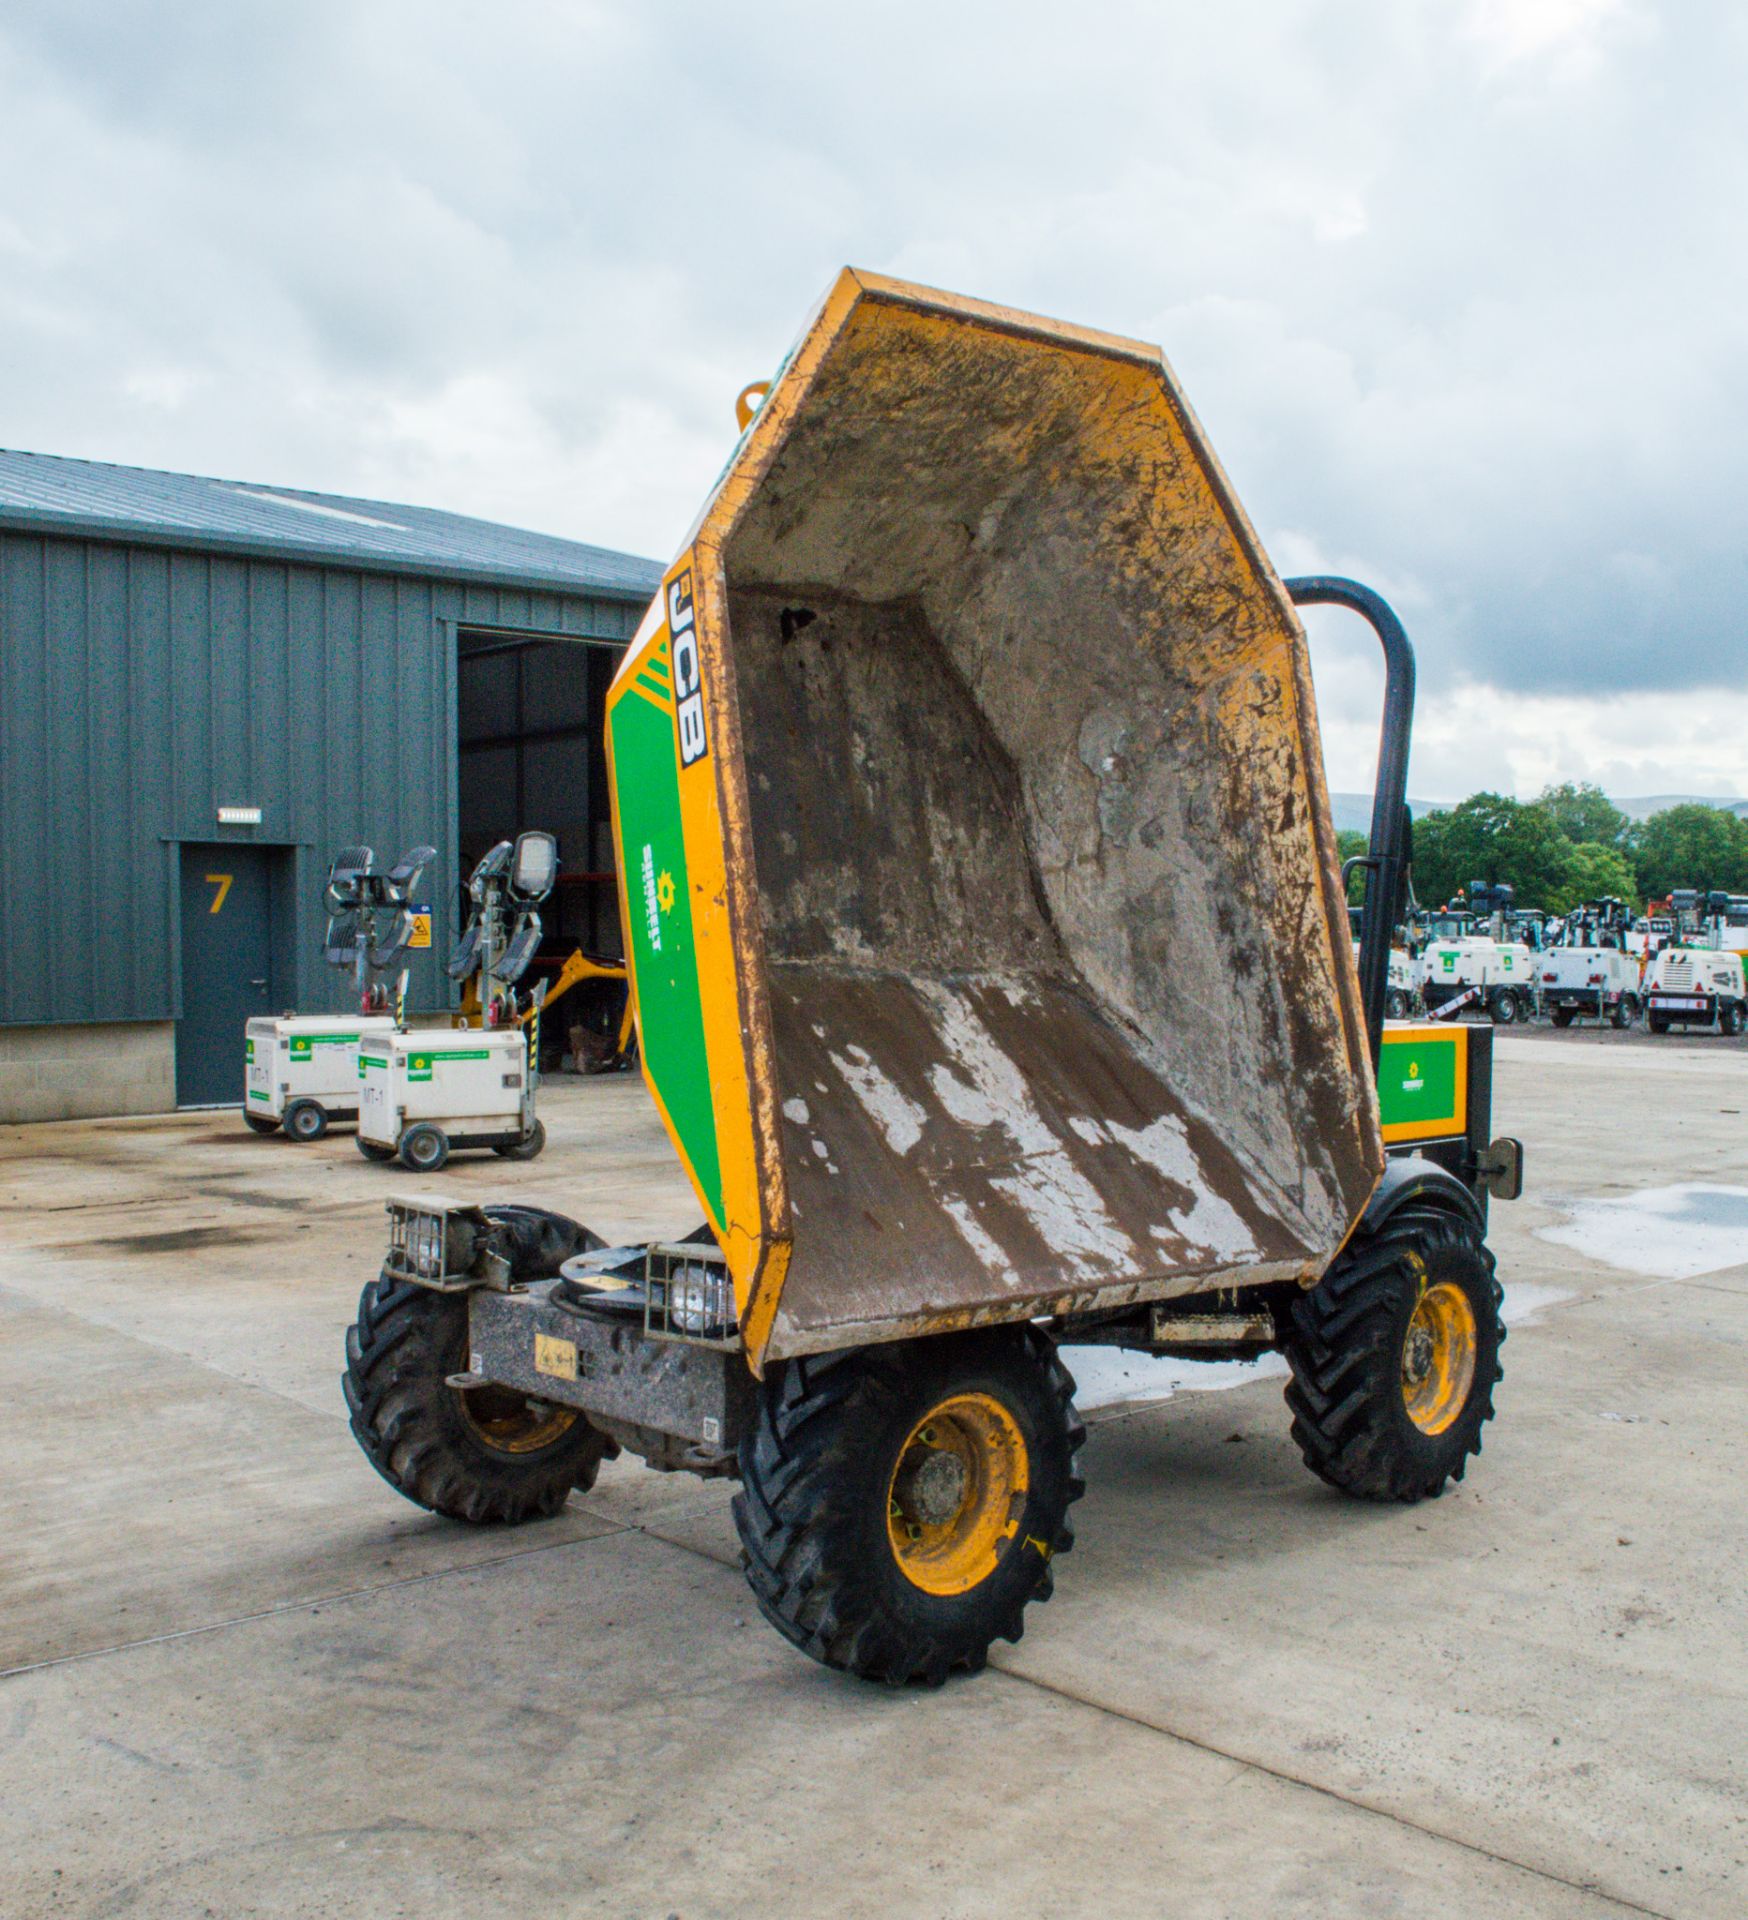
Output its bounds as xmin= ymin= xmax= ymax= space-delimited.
xmin=1063 ymin=1347 xmax=1286 ymax=1415
xmin=1536 ymin=1183 xmax=1748 ymax=1280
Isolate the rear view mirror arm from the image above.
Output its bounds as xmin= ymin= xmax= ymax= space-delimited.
xmin=1285 ymin=576 xmax=1418 ymax=1071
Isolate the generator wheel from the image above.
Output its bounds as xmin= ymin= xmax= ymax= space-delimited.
xmin=1550 ymin=1006 xmax=1574 ymax=1028
xmin=734 ymin=1326 xmax=1084 ymax=1685
xmin=356 ymin=1136 xmax=398 ymax=1162
xmin=1282 ymin=1207 xmax=1504 ymax=1502
xmin=399 ymin=1124 xmax=449 ymax=1172
xmin=494 ymin=1118 xmax=547 ymax=1161
xmin=1621 ymin=993 xmax=1641 ymax=1026
xmin=1385 ymin=988 xmax=1407 ymax=1020
xmin=1722 ymin=1002 xmax=1746 ymax=1037
xmin=342 ymin=1272 xmax=610 ymax=1523
xmin=243 ymin=1110 xmax=280 ymax=1134
xmin=1487 ymin=988 xmax=1519 ymax=1025
xmin=1649 ymin=1012 xmax=1669 ymax=1034
xmin=283 ymin=1099 xmax=329 ymax=1142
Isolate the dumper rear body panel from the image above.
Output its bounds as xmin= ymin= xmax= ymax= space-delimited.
xmin=607 ymin=271 xmax=1383 ymax=1371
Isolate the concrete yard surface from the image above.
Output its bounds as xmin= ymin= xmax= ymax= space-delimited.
xmin=2 ymin=1045 xmax=1746 ymax=1918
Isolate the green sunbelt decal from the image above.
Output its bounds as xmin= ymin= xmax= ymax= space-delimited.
xmin=290 ymin=1031 xmax=361 ymax=1059
xmin=406 ymin=1048 xmax=492 ymax=1083
xmin=358 ymin=1054 xmax=389 ymax=1076
xmin=610 ymin=689 xmax=724 ymax=1221
xmin=1378 ymin=1037 xmax=1459 ymax=1130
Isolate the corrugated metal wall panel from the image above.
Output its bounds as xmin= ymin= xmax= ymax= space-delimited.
xmin=2 ymin=541 xmax=48 ymax=1022
xmin=127 ymin=548 xmax=175 ymax=1016
xmin=87 ymin=547 xmax=133 ymax=1020
xmin=0 ymin=529 xmax=638 ymax=1030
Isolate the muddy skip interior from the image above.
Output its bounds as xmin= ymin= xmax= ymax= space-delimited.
xmin=713 ymin=293 xmax=1381 ymax=1346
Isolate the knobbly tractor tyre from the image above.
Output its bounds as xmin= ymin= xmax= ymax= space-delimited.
xmin=1281 ymin=1207 xmax=1504 ymax=1502
xmin=356 ymin=1137 xmax=397 ymax=1162
xmin=284 ymin=1099 xmax=329 ymax=1143
xmin=243 ymin=1110 xmax=279 ymax=1135
xmin=494 ymin=1118 xmax=547 ymax=1161
xmin=733 ymin=1326 xmax=1084 ymax=1686
xmin=342 ymin=1273 xmax=610 ymax=1523
xmin=399 ymin=1123 xmax=449 ymax=1172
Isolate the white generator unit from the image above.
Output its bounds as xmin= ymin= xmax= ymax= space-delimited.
xmin=245 ymin=1013 xmax=398 ymax=1140
xmin=1386 ymin=946 xmax=1420 ymax=1019
xmin=353 ymin=829 xmax=560 ymax=1171
xmin=1420 ymin=936 xmax=1536 ymax=1023
xmin=1644 ymin=946 xmax=1748 ymax=1035
xmin=356 ymin=1027 xmax=542 ymax=1170
xmin=1355 ymin=940 xmax=1421 ymax=1019
xmin=241 ymin=842 xmax=434 ymax=1143
xmin=1539 ymin=948 xmax=1641 ymax=1027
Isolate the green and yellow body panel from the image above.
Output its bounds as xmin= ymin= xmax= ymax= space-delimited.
xmin=606 ymin=560 xmax=790 ymax=1360
xmin=1377 ymin=1021 xmax=1469 ymax=1148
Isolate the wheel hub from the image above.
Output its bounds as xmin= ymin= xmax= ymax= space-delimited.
xmin=895 ymin=1444 xmax=970 ymax=1526
xmin=885 ymin=1392 xmax=1030 ymax=1597
xmin=455 ymin=1384 xmax=579 ymax=1455
xmin=1400 ymin=1281 xmax=1480 ymax=1436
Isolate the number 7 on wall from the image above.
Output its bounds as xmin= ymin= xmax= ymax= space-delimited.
xmin=204 ymin=873 xmax=233 ymax=915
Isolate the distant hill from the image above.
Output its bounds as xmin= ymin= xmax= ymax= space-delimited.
xmin=1609 ymin=794 xmax=1748 ymax=823
xmin=1329 ymin=793 xmax=1444 ymax=836
xmin=1328 ymin=791 xmax=1748 ymax=835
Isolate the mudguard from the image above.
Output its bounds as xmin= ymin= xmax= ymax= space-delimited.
xmin=1358 ymin=1154 xmax=1485 ymax=1238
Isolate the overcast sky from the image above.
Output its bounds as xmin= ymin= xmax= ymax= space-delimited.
xmin=2 ymin=0 xmax=1742 ymax=802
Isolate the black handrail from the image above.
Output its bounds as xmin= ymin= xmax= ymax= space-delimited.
xmin=1284 ymin=576 xmax=1417 ymax=1071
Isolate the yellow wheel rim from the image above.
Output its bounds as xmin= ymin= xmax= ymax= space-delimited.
xmin=886 ymin=1392 xmax=1029 ymax=1596
xmin=1401 ymin=1281 xmax=1478 ymax=1436
xmin=455 ymin=1384 xmax=579 ymax=1456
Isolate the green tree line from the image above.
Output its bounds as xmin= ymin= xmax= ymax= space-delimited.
xmin=1336 ymin=784 xmax=1748 ymax=916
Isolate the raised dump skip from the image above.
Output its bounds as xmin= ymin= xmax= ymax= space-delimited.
xmin=607 ymin=270 xmax=1382 ymax=1370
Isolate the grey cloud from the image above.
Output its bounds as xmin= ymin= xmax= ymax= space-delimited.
xmin=0 ymin=1 xmax=1741 ymax=699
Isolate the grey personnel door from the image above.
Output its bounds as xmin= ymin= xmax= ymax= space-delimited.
xmin=176 ymin=843 xmax=278 ymax=1107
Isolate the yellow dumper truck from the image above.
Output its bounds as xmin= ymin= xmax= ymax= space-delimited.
xmin=342 ymin=273 xmax=1522 ymax=1684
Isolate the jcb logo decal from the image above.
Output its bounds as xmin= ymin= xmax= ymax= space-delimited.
xmin=669 ymin=570 xmax=709 ymax=769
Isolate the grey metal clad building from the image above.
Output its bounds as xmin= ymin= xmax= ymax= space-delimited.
xmin=0 ymin=448 xmax=663 ymax=1122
